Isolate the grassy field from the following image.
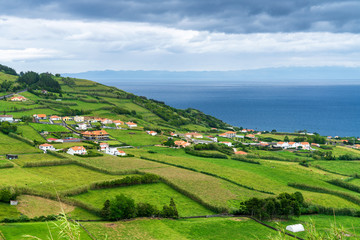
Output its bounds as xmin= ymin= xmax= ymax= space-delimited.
xmin=106 ymin=129 xmax=167 ymax=146
xmin=124 ymin=147 xmax=360 ymax=209
xmin=312 ymin=160 xmax=360 ymax=176
xmin=66 ymin=153 xmax=270 ymax=209
xmin=29 ymin=123 xmax=70 ymax=133
xmin=0 ymin=222 xmax=92 ymax=240
xmin=83 ymin=217 xmax=277 ymax=240
xmin=9 ymin=108 xmax=61 ymax=118
xmin=16 ymin=195 xmax=74 ymax=218
xmin=11 ymin=153 xmax=60 ymax=166
xmin=71 ymin=183 xmax=214 ymax=217
xmin=0 ymin=203 xmax=20 ymax=220
xmin=16 ymin=125 xmax=46 ymax=142
xmin=267 ymin=214 xmax=360 ymax=239
xmin=0 ymin=132 xmax=41 ymax=154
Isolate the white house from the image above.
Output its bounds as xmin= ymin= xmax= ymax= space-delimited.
xmin=50 ymin=115 xmax=61 ymax=121
xmin=33 ymin=114 xmax=47 ymax=120
xmin=207 ymin=136 xmax=218 ymax=142
xmin=225 ymin=131 xmax=236 ymax=138
xmin=76 ymin=123 xmax=88 ymax=130
xmin=276 ymin=142 xmax=289 ymax=149
xmin=0 ymin=115 xmax=13 ymax=123
xmin=113 ymin=120 xmax=124 ymax=126
xmin=74 ymin=116 xmax=85 ymax=122
xmin=126 ymin=122 xmax=137 ymax=128
xmin=220 ymin=141 xmax=232 ymax=147
xmin=146 ymin=131 xmax=158 ymax=136
xmin=118 ymin=150 xmax=126 ymax=156
xmin=105 ymin=147 xmax=124 ymax=156
xmin=300 ymin=142 xmax=310 ymax=150
xmin=67 ymin=146 xmax=87 ymax=155
xmin=101 ymin=118 xmax=113 ymax=124
xmin=47 ymin=138 xmax=63 ymax=143
xmin=99 ymin=142 xmax=109 ymax=151
xmin=39 ymin=143 xmax=55 ymax=152
xmin=185 ymin=132 xmax=203 ymax=138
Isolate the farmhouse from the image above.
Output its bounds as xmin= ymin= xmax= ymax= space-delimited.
xmin=62 ymin=116 xmax=73 ymax=121
xmin=185 ymin=132 xmax=203 ymax=139
xmin=33 ymin=114 xmax=47 ymax=120
xmin=10 ymin=95 xmax=27 ymax=101
xmin=147 ymin=131 xmax=158 ymax=136
xmin=6 ymin=154 xmax=18 ymax=160
xmin=118 ymin=150 xmax=126 ymax=156
xmin=246 ymin=134 xmax=255 ymax=139
xmin=105 ymin=147 xmax=122 ymax=156
xmin=225 ymin=131 xmax=236 ymax=138
xmin=99 ymin=142 xmax=109 ymax=151
xmin=311 ymin=143 xmax=320 ymax=147
xmin=81 ymin=130 xmax=109 ymax=140
xmin=174 ymin=140 xmax=191 ymax=148
xmin=76 ymin=123 xmax=88 ymax=130
xmin=0 ymin=115 xmax=13 ymax=123
xmin=219 ymin=133 xmax=227 ymax=137
xmin=74 ymin=116 xmax=85 ymax=122
xmin=67 ymin=146 xmax=87 ymax=155
xmin=50 ymin=115 xmax=61 ymax=121
xmin=207 ymin=136 xmax=218 ymax=142
xmin=170 ymin=132 xmax=178 ymax=137
xmin=126 ymin=122 xmax=137 ymax=128
xmin=220 ymin=141 xmax=232 ymax=147
xmin=100 ymin=118 xmax=113 ymax=124
xmin=39 ymin=143 xmax=55 ymax=152
xmin=300 ymin=142 xmax=310 ymax=150
xmin=113 ymin=120 xmax=124 ymax=126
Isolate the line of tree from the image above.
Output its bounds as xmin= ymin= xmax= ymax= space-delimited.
xmin=0 ymin=121 xmax=17 ymax=134
xmin=234 ymin=192 xmax=305 ymax=220
xmin=101 ymin=194 xmax=178 ymax=220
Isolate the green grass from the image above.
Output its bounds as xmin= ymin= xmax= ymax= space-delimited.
xmin=125 ymin=147 xmax=360 ymax=209
xmin=29 ymin=123 xmax=70 ymax=133
xmin=11 ymin=153 xmax=60 ymax=166
xmin=0 ymin=132 xmax=41 ymax=154
xmin=71 ymin=183 xmax=214 ymax=217
xmin=0 ymin=72 xmax=17 ymax=83
xmin=106 ymin=129 xmax=167 ymax=146
xmin=10 ymin=108 xmax=61 ymax=118
xmin=312 ymin=160 xmax=360 ymax=176
xmin=83 ymin=217 xmax=277 ymax=240
xmin=0 ymin=222 xmax=92 ymax=240
xmin=267 ymin=214 xmax=360 ymax=239
xmin=16 ymin=125 xmax=46 ymax=142
xmin=0 ymin=203 xmax=21 ymax=220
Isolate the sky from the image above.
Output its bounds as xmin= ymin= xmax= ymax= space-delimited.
xmin=1 ymin=0 xmax=360 ymax=73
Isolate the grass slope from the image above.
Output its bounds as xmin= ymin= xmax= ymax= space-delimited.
xmin=71 ymin=183 xmax=214 ymax=217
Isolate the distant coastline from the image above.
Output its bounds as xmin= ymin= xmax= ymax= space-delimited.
xmin=65 ymin=73 xmax=360 ymax=137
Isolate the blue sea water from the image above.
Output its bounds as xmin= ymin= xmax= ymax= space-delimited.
xmin=101 ymin=80 xmax=360 ymax=137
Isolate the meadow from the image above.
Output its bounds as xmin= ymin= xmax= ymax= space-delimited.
xmin=82 ymin=217 xmax=277 ymax=240
xmin=0 ymin=222 xmax=92 ymax=240
xmin=16 ymin=125 xmax=46 ymax=142
xmin=71 ymin=183 xmax=214 ymax=217
xmin=0 ymin=132 xmax=41 ymax=154
xmin=29 ymin=123 xmax=70 ymax=133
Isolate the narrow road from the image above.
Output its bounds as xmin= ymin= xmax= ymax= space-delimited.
xmin=0 ymin=88 xmax=27 ymax=100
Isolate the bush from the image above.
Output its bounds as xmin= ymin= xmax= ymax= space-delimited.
xmin=91 ymin=174 xmax=160 ymax=189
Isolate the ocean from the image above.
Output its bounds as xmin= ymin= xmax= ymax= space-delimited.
xmin=98 ymin=79 xmax=360 ymax=137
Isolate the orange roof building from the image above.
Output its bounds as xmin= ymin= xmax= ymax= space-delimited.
xmin=235 ymin=151 xmax=248 ymax=155
xmin=81 ymin=130 xmax=109 ymax=140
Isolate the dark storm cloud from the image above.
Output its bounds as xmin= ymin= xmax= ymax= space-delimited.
xmin=1 ymin=0 xmax=360 ymax=33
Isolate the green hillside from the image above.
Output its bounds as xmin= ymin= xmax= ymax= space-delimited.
xmin=1 ymin=66 xmax=360 ymax=239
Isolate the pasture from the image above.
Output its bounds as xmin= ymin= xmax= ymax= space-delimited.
xmin=0 ymin=222 xmax=92 ymax=240
xmin=29 ymin=123 xmax=70 ymax=133
xmin=82 ymin=217 xmax=277 ymax=240
xmin=71 ymin=183 xmax=214 ymax=217
xmin=0 ymin=132 xmax=41 ymax=154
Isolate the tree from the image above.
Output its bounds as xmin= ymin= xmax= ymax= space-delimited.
xmin=108 ymin=194 xmax=136 ymax=220
xmin=0 ymin=121 xmax=17 ymax=134
xmin=101 ymin=200 xmax=111 ymax=219
xmin=284 ymin=136 xmax=289 ymax=142
xmin=164 ymin=138 xmax=175 ymax=147
xmin=271 ymin=129 xmax=277 ymax=133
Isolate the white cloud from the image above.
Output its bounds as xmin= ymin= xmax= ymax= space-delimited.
xmin=1 ymin=16 xmax=360 ymax=72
